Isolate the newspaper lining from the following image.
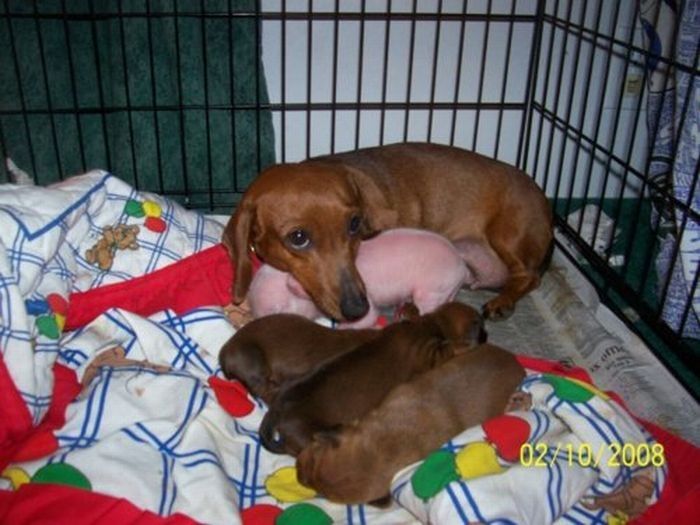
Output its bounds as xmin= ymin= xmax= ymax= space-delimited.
xmin=458 ymin=246 xmax=700 ymax=446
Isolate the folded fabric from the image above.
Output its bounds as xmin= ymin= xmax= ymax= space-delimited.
xmin=0 ymin=172 xmax=223 ymax=433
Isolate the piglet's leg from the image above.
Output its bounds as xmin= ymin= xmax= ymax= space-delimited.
xmin=412 ymin=290 xmax=456 ymax=315
xmin=452 ymin=238 xmax=509 ymax=290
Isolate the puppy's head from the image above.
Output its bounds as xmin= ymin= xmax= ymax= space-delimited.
xmin=425 ymin=302 xmax=487 ymax=347
xmin=218 ymin=333 xmax=278 ymax=402
xmin=223 ymin=162 xmax=396 ymax=321
xmin=297 ymin=427 xmax=389 ymax=505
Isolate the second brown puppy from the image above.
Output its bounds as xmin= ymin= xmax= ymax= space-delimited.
xmin=259 ymin=302 xmax=485 ymax=456
xmin=297 ymin=343 xmax=525 ymax=504
xmin=219 ymin=314 xmax=380 ymax=404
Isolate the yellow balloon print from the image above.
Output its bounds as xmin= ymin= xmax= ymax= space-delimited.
xmin=55 ymin=313 xmax=66 ymax=332
xmin=455 ymin=442 xmax=505 ymax=479
xmin=2 ymin=466 xmax=31 ymax=490
xmin=142 ymin=200 xmax=163 ymax=219
xmin=264 ymin=466 xmax=317 ymax=503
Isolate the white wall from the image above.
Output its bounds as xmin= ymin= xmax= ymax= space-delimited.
xmin=260 ymin=0 xmax=537 ymax=165
xmin=260 ymin=0 xmax=651 ymax=200
xmin=527 ymin=0 xmax=650 ymax=200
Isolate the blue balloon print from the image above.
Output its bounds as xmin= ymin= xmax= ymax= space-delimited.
xmin=25 ymin=298 xmax=51 ymax=316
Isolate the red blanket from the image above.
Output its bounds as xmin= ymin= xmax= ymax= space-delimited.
xmin=1 ymin=245 xmax=698 ymax=524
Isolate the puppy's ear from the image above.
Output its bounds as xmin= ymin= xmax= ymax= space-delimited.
xmin=470 ymin=314 xmax=487 ymax=345
xmin=368 ymin=495 xmax=393 ymax=508
xmin=344 ymin=166 xmax=398 ymax=234
xmin=312 ymin=426 xmax=342 ymax=449
xmin=224 ymin=199 xmax=256 ymax=304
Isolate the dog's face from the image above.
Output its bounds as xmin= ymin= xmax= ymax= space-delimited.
xmin=225 ymin=162 xmax=397 ymax=321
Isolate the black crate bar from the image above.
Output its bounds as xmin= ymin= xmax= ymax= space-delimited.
xmin=146 ymin=0 xmax=165 ymax=195
xmin=549 ymin=0 xmax=599 ymax=216
xmin=449 ymin=0 xmax=468 ymax=146
xmin=529 ymin=0 xmax=700 ymax=397
xmin=493 ymin=0 xmax=516 ymax=158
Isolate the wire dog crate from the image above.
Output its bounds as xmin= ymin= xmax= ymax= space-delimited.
xmin=1 ymin=0 xmax=698 ymax=398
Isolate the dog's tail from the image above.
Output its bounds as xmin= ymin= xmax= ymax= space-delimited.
xmin=259 ymin=411 xmax=287 ymax=454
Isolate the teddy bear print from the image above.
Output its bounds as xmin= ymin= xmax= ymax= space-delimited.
xmin=85 ymin=224 xmax=140 ymax=271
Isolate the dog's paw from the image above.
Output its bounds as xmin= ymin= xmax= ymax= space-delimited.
xmin=482 ymin=298 xmax=514 ymax=321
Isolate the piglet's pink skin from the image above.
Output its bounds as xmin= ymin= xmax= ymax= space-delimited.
xmin=248 ymin=264 xmax=323 ymax=320
xmin=248 ymin=228 xmax=474 ymax=328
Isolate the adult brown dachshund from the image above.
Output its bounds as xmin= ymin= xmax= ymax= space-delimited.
xmin=259 ymin=302 xmax=486 ymax=456
xmin=218 ymin=313 xmax=379 ymax=405
xmin=296 ymin=343 xmax=525 ymax=505
xmin=223 ymin=142 xmax=552 ymax=321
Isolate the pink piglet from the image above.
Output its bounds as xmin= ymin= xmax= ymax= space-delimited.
xmin=247 ymin=228 xmax=474 ymax=328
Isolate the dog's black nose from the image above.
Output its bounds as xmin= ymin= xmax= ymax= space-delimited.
xmin=339 ymin=269 xmax=369 ymax=320
xmin=340 ymin=293 xmax=369 ymax=320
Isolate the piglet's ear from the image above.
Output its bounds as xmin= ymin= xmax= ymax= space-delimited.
xmin=286 ymin=274 xmax=311 ymax=299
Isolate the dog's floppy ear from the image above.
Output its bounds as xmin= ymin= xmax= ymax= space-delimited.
xmin=223 ymin=199 xmax=256 ymax=304
xmin=344 ymin=166 xmax=398 ymax=234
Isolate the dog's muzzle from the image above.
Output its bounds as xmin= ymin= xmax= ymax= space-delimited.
xmin=339 ymin=271 xmax=369 ymax=321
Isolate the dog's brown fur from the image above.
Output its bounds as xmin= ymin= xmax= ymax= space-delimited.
xmin=296 ymin=343 xmax=525 ymax=504
xmin=224 ymin=143 xmax=553 ymax=321
xmin=218 ymin=314 xmax=379 ymax=404
xmin=259 ymin=302 xmax=485 ymax=456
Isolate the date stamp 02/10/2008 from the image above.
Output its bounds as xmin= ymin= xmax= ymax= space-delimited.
xmin=519 ymin=442 xmax=666 ymax=468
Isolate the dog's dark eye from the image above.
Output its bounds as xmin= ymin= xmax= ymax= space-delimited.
xmin=348 ymin=215 xmax=362 ymax=236
xmin=287 ymin=229 xmax=311 ymax=249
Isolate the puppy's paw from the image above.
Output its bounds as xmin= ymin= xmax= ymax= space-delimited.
xmin=504 ymin=391 xmax=532 ymax=412
xmin=482 ymin=297 xmax=514 ymax=321
xmin=395 ymin=302 xmax=420 ymax=322
xmin=224 ymin=300 xmax=253 ymax=328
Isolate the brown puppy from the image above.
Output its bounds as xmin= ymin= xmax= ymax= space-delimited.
xmin=218 ymin=314 xmax=379 ymax=404
xmin=296 ymin=343 xmax=525 ymax=505
xmin=259 ymin=302 xmax=485 ymax=456
xmin=224 ymin=142 xmax=553 ymax=321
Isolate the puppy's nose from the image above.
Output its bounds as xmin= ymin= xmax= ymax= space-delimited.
xmin=340 ymin=293 xmax=369 ymax=321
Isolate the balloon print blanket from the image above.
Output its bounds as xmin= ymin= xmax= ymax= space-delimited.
xmin=0 ymin=172 xmax=688 ymax=524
